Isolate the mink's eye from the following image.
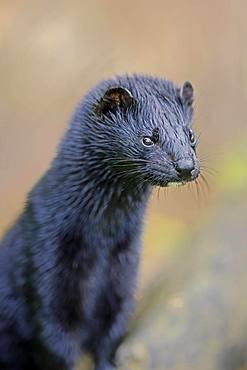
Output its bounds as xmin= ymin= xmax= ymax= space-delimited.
xmin=142 ymin=136 xmax=154 ymax=147
xmin=189 ymin=129 xmax=197 ymax=147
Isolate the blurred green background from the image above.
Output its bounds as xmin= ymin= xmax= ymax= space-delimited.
xmin=0 ymin=1 xmax=247 ymax=369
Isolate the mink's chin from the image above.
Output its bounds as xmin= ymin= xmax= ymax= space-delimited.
xmin=150 ymin=175 xmax=199 ymax=188
xmin=155 ymin=180 xmax=187 ymax=188
xmin=166 ymin=181 xmax=187 ymax=188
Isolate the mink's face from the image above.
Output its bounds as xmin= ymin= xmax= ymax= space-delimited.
xmin=93 ymin=77 xmax=200 ymax=187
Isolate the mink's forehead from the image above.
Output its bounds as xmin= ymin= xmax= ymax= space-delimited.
xmin=138 ymin=111 xmax=185 ymax=134
xmin=125 ymin=77 xmax=184 ymax=124
xmin=133 ymin=90 xmax=185 ymax=132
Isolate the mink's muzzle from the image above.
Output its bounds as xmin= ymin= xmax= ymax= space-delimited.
xmin=174 ymin=158 xmax=200 ymax=182
xmin=141 ymin=156 xmax=200 ymax=187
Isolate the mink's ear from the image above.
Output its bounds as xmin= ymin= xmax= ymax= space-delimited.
xmin=179 ymin=81 xmax=194 ymax=106
xmin=95 ymin=87 xmax=135 ymax=116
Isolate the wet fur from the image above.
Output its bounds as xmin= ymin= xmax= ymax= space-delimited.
xmin=0 ymin=74 xmax=197 ymax=369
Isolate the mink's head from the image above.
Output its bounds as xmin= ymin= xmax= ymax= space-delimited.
xmin=78 ymin=75 xmax=200 ymax=187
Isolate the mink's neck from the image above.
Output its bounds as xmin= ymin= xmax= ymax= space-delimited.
xmin=31 ymin=152 xmax=151 ymax=240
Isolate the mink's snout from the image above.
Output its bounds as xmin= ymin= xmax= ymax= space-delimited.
xmin=175 ymin=158 xmax=194 ymax=179
xmin=175 ymin=158 xmax=200 ymax=181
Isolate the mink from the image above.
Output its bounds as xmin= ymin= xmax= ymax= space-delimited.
xmin=0 ymin=74 xmax=200 ymax=370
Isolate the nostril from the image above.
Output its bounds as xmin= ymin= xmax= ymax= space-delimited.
xmin=175 ymin=159 xmax=194 ymax=178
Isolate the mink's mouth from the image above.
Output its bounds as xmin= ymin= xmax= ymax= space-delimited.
xmin=147 ymin=168 xmax=200 ymax=188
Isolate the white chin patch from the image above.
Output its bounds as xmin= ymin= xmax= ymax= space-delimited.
xmin=166 ymin=181 xmax=186 ymax=188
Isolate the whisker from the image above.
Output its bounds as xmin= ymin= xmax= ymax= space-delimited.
xmin=194 ymin=179 xmax=202 ymax=205
xmin=162 ymin=187 xmax=169 ymax=200
xmin=157 ymin=186 xmax=161 ymax=203
xmin=188 ymin=182 xmax=196 ymax=202
xmin=200 ymin=173 xmax=210 ymax=195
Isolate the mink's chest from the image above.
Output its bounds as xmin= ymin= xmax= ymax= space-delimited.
xmin=53 ymin=228 xmax=134 ymax=331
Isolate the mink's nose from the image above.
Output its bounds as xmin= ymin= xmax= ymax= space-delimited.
xmin=175 ymin=159 xmax=195 ymax=180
